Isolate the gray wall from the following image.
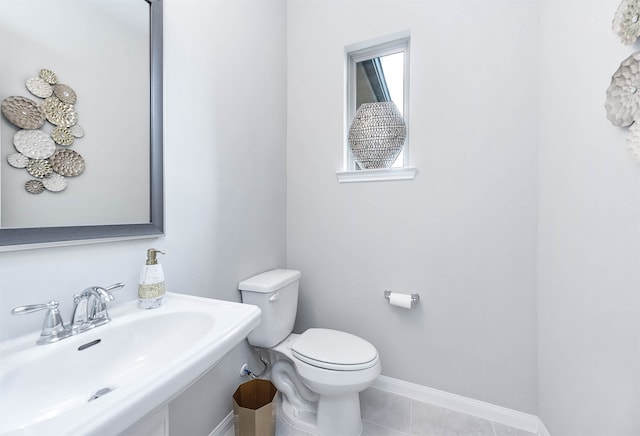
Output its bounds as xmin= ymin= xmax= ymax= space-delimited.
xmin=0 ymin=0 xmax=287 ymax=433
xmin=286 ymin=0 xmax=640 ymax=433
xmin=538 ymin=1 xmax=640 ymax=434
xmin=286 ymin=0 xmax=540 ymax=414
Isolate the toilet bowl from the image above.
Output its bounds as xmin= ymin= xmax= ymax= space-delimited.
xmin=269 ymin=330 xmax=380 ymax=435
xmin=238 ymin=270 xmax=381 ymax=436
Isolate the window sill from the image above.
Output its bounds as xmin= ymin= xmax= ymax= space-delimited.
xmin=336 ymin=167 xmax=417 ymax=183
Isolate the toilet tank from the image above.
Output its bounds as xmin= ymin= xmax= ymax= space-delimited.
xmin=238 ymin=269 xmax=301 ymax=348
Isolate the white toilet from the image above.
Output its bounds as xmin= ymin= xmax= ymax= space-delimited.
xmin=239 ymin=269 xmax=381 ymax=436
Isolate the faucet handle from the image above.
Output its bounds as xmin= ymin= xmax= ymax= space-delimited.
xmin=12 ymin=300 xmax=69 ymax=344
xmin=12 ymin=300 xmax=59 ymax=315
xmin=76 ymin=282 xmax=124 ymax=303
xmin=100 ymin=282 xmax=125 ymax=302
xmin=105 ymin=282 xmax=125 ymax=292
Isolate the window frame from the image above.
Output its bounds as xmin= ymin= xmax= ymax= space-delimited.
xmin=338 ymin=31 xmax=415 ymax=183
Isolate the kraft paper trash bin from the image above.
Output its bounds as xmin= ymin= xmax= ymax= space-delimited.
xmin=233 ymin=379 xmax=277 ymax=436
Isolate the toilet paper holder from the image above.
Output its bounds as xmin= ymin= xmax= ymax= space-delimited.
xmin=384 ymin=290 xmax=420 ymax=306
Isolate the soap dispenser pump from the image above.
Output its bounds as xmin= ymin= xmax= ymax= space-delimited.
xmin=138 ymin=248 xmax=166 ymax=309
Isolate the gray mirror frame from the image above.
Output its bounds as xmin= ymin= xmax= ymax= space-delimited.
xmin=0 ymin=0 xmax=164 ymax=250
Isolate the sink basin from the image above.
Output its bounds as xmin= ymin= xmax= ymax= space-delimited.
xmin=0 ymin=292 xmax=261 ymax=435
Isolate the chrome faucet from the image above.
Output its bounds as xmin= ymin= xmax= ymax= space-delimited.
xmin=11 ymin=300 xmax=72 ymax=345
xmin=11 ymin=282 xmax=125 ymax=345
xmin=71 ymin=283 xmax=125 ymax=332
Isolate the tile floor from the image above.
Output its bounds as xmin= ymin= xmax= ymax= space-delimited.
xmin=267 ymin=387 xmax=538 ymax=436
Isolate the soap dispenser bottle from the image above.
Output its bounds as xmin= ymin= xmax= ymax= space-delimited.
xmin=138 ymin=248 xmax=166 ymax=309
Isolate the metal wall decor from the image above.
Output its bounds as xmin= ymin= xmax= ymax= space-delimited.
xmin=613 ymin=0 xmax=640 ymax=45
xmin=626 ymin=122 xmax=640 ymax=160
xmin=1 ymin=68 xmax=85 ymax=193
xmin=605 ymin=51 xmax=640 ymax=127
xmin=348 ymin=101 xmax=407 ymax=169
xmin=606 ymin=2 xmax=640 ymax=163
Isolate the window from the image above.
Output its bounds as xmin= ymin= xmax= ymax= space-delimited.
xmin=338 ymin=31 xmax=415 ymax=183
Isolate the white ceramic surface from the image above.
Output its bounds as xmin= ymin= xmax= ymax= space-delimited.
xmin=0 ymin=293 xmax=261 ymax=436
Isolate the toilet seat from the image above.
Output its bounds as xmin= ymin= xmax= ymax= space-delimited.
xmin=292 ymin=328 xmax=378 ymax=371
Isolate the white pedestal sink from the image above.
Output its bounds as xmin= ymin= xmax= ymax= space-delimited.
xmin=0 ymin=293 xmax=261 ymax=436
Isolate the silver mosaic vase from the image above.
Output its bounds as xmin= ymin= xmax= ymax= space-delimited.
xmin=348 ymin=101 xmax=406 ymax=169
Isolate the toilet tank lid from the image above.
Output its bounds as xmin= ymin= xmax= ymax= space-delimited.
xmin=238 ymin=269 xmax=301 ymax=293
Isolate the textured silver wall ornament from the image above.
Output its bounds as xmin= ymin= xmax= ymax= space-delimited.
xmin=26 ymin=159 xmax=53 ymax=178
xmin=26 ymin=77 xmax=53 ymax=98
xmin=1 ymin=96 xmax=46 ymax=129
xmin=7 ymin=152 xmax=29 ymax=168
xmin=613 ymin=0 xmax=640 ymax=45
xmin=53 ymin=84 xmax=77 ymax=104
xmin=605 ymin=51 xmax=640 ymax=127
xmin=51 ymin=126 xmax=75 ymax=146
xmin=25 ymin=180 xmax=45 ymax=194
xmin=41 ymin=96 xmax=77 ymax=127
xmin=39 ymin=69 xmax=58 ymax=85
xmin=13 ymin=129 xmax=56 ymax=159
xmin=49 ymin=149 xmax=85 ymax=176
xmin=2 ymin=68 xmax=85 ymax=194
xmin=348 ymin=101 xmax=407 ymax=169
xmin=42 ymin=173 xmax=67 ymax=192
xmin=626 ymin=122 xmax=640 ymax=162
xmin=69 ymin=124 xmax=85 ymax=138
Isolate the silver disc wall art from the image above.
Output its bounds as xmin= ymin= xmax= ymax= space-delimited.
xmin=42 ymin=173 xmax=67 ymax=192
xmin=626 ymin=122 xmax=640 ymax=161
xmin=13 ymin=129 xmax=56 ymax=159
xmin=39 ymin=69 xmax=57 ymax=85
xmin=1 ymin=96 xmax=46 ymax=130
xmin=53 ymin=84 xmax=77 ymax=104
xmin=26 ymin=77 xmax=53 ymax=98
xmin=613 ymin=0 xmax=640 ymax=45
xmin=7 ymin=152 xmax=29 ymax=169
xmin=605 ymin=51 xmax=640 ymax=127
xmin=49 ymin=149 xmax=85 ymax=176
xmin=69 ymin=125 xmax=85 ymax=138
xmin=41 ymin=96 xmax=77 ymax=127
xmin=25 ymin=180 xmax=45 ymax=194
xmin=26 ymin=159 xmax=53 ymax=178
xmin=1 ymin=68 xmax=87 ymax=193
xmin=51 ymin=126 xmax=75 ymax=146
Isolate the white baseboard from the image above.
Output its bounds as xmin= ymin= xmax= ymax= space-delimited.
xmin=372 ymin=375 xmax=550 ymax=435
xmin=209 ymin=376 xmax=551 ymax=436
xmin=209 ymin=411 xmax=234 ymax=436
xmin=538 ymin=420 xmax=552 ymax=436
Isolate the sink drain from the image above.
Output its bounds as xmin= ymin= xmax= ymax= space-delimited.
xmin=88 ymin=387 xmax=114 ymax=402
xmin=78 ymin=339 xmax=101 ymax=351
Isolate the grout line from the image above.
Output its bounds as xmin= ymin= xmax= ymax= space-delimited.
xmin=408 ymin=398 xmax=413 ymax=434
xmin=490 ymin=420 xmax=498 ymax=436
xmin=372 ymin=376 xmax=541 ymax=433
xmin=363 ymin=419 xmax=411 ymax=436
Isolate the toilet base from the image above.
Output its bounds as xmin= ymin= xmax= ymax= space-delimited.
xmin=279 ymin=391 xmax=363 ymax=436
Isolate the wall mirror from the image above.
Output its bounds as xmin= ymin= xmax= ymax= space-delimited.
xmin=0 ymin=0 xmax=163 ymax=250
xmin=346 ymin=32 xmax=410 ymax=170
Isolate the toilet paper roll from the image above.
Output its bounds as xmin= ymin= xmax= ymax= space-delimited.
xmin=389 ymin=292 xmax=413 ymax=309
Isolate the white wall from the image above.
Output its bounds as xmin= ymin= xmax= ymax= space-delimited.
xmin=0 ymin=0 xmax=287 ymax=433
xmin=286 ymin=0 xmax=540 ymax=414
xmin=538 ymin=1 xmax=640 ymax=435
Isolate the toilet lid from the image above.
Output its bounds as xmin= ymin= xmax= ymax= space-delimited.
xmin=292 ymin=328 xmax=378 ymax=371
